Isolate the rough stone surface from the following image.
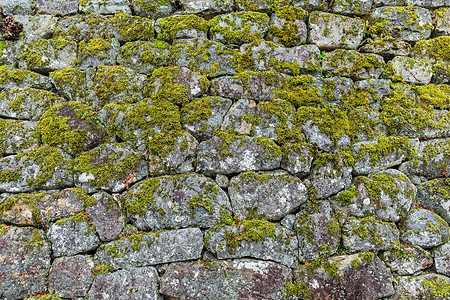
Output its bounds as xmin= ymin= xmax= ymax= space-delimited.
xmin=220 ymin=98 xmax=256 ymax=135
xmin=434 ymin=241 xmax=450 ymax=276
xmin=417 ymin=178 xmax=450 ymax=224
xmin=267 ymin=7 xmax=308 ymax=47
xmin=160 ymin=259 xmax=292 ymax=299
xmin=48 ymin=255 xmax=94 ymax=298
xmin=95 ymin=228 xmax=203 ymax=269
xmin=117 ymin=41 xmax=170 ymax=74
xmin=130 ymin=0 xmax=173 ymax=18
xmin=0 ymin=66 xmax=53 ymax=90
xmin=79 ymin=0 xmax=132 ymax=14
xmin=0 ymin=119 xmax=39 ymax=156
xmin=386 ymin=56 xmax=433 ymax=85
xmin=180 ymin=0 xmax=234 ymax=16
xmin=434 ymin=7 xmax=450 ymax=36
xmin=88 ymin=267 xmax=160 ymax=300
xmin=310 ymin=158 xmax=353 ymax=199
xmin=229 ymin=171 xmax=308 ymax=221
xmin=125 ymin=174 xmax=231 ymax=231
xmin=332 ymin=0 xmax=374 ymax=16
xmin=381 ymin=244 xmax=433 ymax=275
xmin=391 ymin=273 xmax=450 ymax=300
xmin=35 ymin=0 xmax=78 ymax=15
xmin=281 ymin=143 xmax=314 ymax=177
xmin=0 ymin=226 xmax=51 ymax=299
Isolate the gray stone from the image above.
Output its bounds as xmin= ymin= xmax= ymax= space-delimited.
xmin=343 ymin=217 xmax=400 ymax=252
xmin=417 ymin=178 xmax=450 ymax=224
xmin=1 ymin=0 xmax=32 ymax=15
xmin=104 ymin=13 xmax=155 ymax=43
xmin=267 ymin=6 xmax=308 ymax=47
xmin=78 ymin=37 xmax=120 ymax=70
xmin=210 ymin=12 xmax=270 ymax=46
xmin=205 ymin=221 xmax=299 ymax=268
xmin=0 ymin=40 xmax=18 ymax=66
xmin=235 ymin=0 xmax=273 ymax=12
xmin=88 ymin=267 xmax=160 ymax=300
xmin=407 ymin=0 xmax=450 ymax=7
xmin=391 ymin=274 xmax=450 ymax=300
xmin=179 ymin=0 xmax=233 ymax=17
xmin=15 ymin=15 xmax=58 ymax=41
xmin=301 ymin=117 xmax=351 ymax=152
xmin=155 ymin=15 xmax=208 ymax=43
xmin=322 ymin=49 xmax=385 ymax=80
xmin=252 ymin=98 xmax=295 ymax=141
xmin=50 ymin=67 xmax=91 ymax=103
xmin=369 ymin=6 xmax=433 ymax=42
xmin=130 ymin=0 xmax=173 ymax=18
xmin=52 ymin=14 xmax=107 ymax=43
xmin=281 ymin=214 xmax=296 ymax=230
xmin=0 ymin=87 xmax=64 ymax=121
xmin=386 ymin=56 xmax=433 ymax=85
xmin=79 ymin=0 xmax=132 ymax=14
xmin=73 ymin=143 xmax=148 ymax=194
xmin=125 ymin=173 xmax=231 ymax=231
xmin=182 ymin=96 xmax=232 ymax=141
xmin=48 ymin=255 xmax=94 ymax=298
xmin=0 ymin=66 xmax=52 ymax=90
xmin=229 ymin=171 xmax=308 ymax=221
xmin=0 ymin=226 xmax=50 ymax=299
xmin=295 ymin=201 xmax=340 ymax=261
xmin=375 ymin=0 xmax=406 ymax=4
xmin=86 ymin=192 xmax=125 ymax=241
xmin=294 ymin=253 xmax=395 ymax=299
xmin=310 ymin=158 xmax=353 ymax=199
xmin=322 ymin=76 xmax=354 ymax=105
xmin=281 ymin=143 xmax=314 ymax=177
xmin=434 ymin=241 xmax=450 ymax=276
xmin=220 ymin=98 xmax=257 ymax=135
xmin=308 ymin=12 xmax=365 ymax=50
xmin=332 ymin=0 xmax=374 ymax=16
xmin=434 ymin=8 xmax=450 ymax=36
xmin=0 ymin=120 xmax=39 ymax=156
xmin=95 ymin=228 xmax=203 ymax=269
xmin=0 ymin=146 xmax=73 ymax=193
xmin=381 ymin=244 xmax=433 ymax=275
xmin=47 ymin=212 xmax=101 ymax=257
xmin=240 ymin=41 xmax=321 ymax=75
xmin=197 ymin=134 xmax=282 ymax=176
xmin=361 ymin=38 xmax=412 ymax=57
xmin=215 ymin=174 xmax=229 ymax=189
xmin=117 ymin=41 xmax=170 ymax=75
xmin=400 ymin=208 xmax=450 ymax=248
xmin=292 ymin=0 xmax=325 ymax=10
xmin=35 ymin=0 xmax=77 ymax=15
xmin=160 ymin=259 xmax=292 ymax=299
xmin=346 ymin=169 xmax=416 ymax=222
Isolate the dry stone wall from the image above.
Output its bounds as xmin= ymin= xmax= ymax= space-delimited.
xmin=0 ymin=0 xmax=450 ymax=299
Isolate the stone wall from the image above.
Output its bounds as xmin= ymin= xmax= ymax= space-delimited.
xmin=0 ymin=0 xmax=450 ymax=299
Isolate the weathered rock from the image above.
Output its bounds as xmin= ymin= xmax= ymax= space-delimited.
xmin=310 ymin=156 xmax=353 ymax=199
xmin=205 ymin=220 xmax=299 ymax=268
xmin=434 ymin=241 xmax=450 ymax=276
xmin=88 ymin=267 xmax=160 ymax=300
xmin=0 ymin=66 xmax=52 ymax=90
xmin=48 ymin=255 xmax=94 ymax=298
xmin=281 ymin=143 xmax=314 ymax=177
xmin=73 ymin=143 xmax=148 ymax=194
xmin=197 ymin=133 xmax=282 ymax=175
xmin=344 ymin=169 xmax=416 ymax=222
xmin=399 ymin=138 xmax=450 ymax=179
xmin=308 ymin=11 xmax=366 ymax=50
xmin=369 ymin=6 xmax=433 ymax=42
xmin=125 ymin=173 xmax=231 ymax=231
xmin=47 ymin=212 xmax=101 ymax=257
xmin=241 ymin=41 xmax=321 ymax=75
xmin=332 ymin=0 xmax=374 ymax=16
xmin=179 ymin=0 xmax=234 ymax=17
xmin=381 ymin=244 xmax=433 ymax=275
xmin=322 ymin=49 xmax=385 ymax=80
xmin=50 ymin=67 xmax=91 ymax=102
xmin=0 ymin=87 xmax=63 ymax=121
xmin=95 ymin=228 xmax=203 ymax=269
xmin=391 ymin=273 xmax=450 ymax=300
xmin=400 ymin=208 xmax=450 ymax=248
xmin=38 ymin=101 xmax=106 ymax=156
xmin=0 ymin=225 xmax=50 ymax=299
xmin=0 ymin=146 xmax=73 ymax=193
xmin=155 ymin=15 xmax=208 ymax=42
xmin=267 ymin=6 xmax=308 ymax=47
xmin=229 ymin=171 xmax=308 ymax=221
xmin=182 ymin=96 xmax=232 ymax=141
xmin=78 ymin=37 xmax=120 ymax=70
xmin=0 ymin=40 xmax=19 ymax=66
xmin=1 ymin=0 xmax=33 ymax=15
xmin=0 ymin=119 xmax=39 ymax=156
xmin=235 ymin=0 xmax=275 ymax=12
xmin=130 ymin=0 xmax=173 ymax=18
xmin=293 ymin=253 xmax=395 ymax=299
xmin=322 ymin=76 xmax=354 ymax=105
xmin=295 ymin=201 xmax=340 ymax=261
xmin=160 ymin=259 xmax=292 ymax=299
xmin=105 ymin=13 xmax=155 ymax=43
xmin=215 ymin=174 xmax=229 ymax=189
xmin=35 ymin=0 xmax=78 ymax=15
xmin=220 ymin=98 xmax=256 ymax=135
xmin=209 ymin=12 xmax=270 ymax=46
xmin=15 ymin=15 xmax=58 ymax=41
xmin=361 ymin=38 xmax=412 ymax=57
xmin=281 ymin=214 xmax=296 ymax=230
xmin=85 ymin=192 xmax=125 ymax=241
xmin=434 ymin=7 xmax=450 ymax=36
xmin=385 ymin=56 xmax=433 ymax=85
xmin=343 ymin=217 xmax=400 ymax=252
xmin=79 ymin=0 xmax=132 ymax=14
xmin=407 ymin=0 xmax=450 ymax=7
xmin=417 ymin=178 xmax=450 ymax=224
xmin=117 ymin=40 xmax=170 ymax=74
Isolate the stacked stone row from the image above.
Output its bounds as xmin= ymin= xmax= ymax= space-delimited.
xmin=1 ymin=0 xmax=450 ymax=299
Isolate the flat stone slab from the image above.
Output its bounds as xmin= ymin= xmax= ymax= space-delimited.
xmin=79 ymin=0 xmax=132 ymax=14
xmin=77 ymin=37 xmax=120 ymax=70
xmin=95 ymin=228 xmax=203 ymax=269
xmin=0 ymin=66 xmax=52 ymax=90
xmin=179 ymin=0 xmax=233 ymax=16
xmin=130 ymin=0 xmax=172 ymax=18
xmin=0 ymin=119 xmax=39 ymax=156
xmin=332 ymin=0 xmax=374 ymax=16
xmin=228 ymin=171 xmax=308 ymax=221
xmin=0 ymin=225 xmax=51 ymax=299
xmin=391 ymin=274 xmax=450 ymax=300
xmin=125 ymin=173 xmax=231 ymax=231
xmin=381 ymin=244 xmax=433 ymax=275
xmin=205 ymin=220 xmax=299 ymax=268
xmin=310 ymin=157 xmax=353 ymax=199
xmin=88 ymin=267 xmax=160 ymax=300
xmin=160 ymin=259 xmax=292 ymax=299
xmin=385 ymin=56 xmax=432 ymax=85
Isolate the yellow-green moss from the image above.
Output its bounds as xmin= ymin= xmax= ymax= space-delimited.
xmin=158 ymin=15 xmax=208 ymax=42
xmin=422 ymin=277 xmax=450 ymax=298
xmin=18 ymin=39 xmax=76 ymax=70
xmin=269 ymin=6 xmax=307 ymax=47
xmin=284 ymin=279 xmax=311 ymax=298
xmin=108 ymin=13 xmax=155 ymax=42
xmin=125 ymin=177 xmax=162 ymax=216
xmin=21 ymin=228 xmax=45 ymax=252
xmin=78 ymin=37 xmax=111 ymax=60
xmin=223 ymin=219 xmax=276 ymax=254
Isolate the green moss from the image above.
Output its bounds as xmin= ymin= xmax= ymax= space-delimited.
xmin=350 ymin=218 xmax=385 ymax=247
xmin=422 ymin=277 xmax=450 ymax=298
xmin=108 ymin=13 xmax=155 ymax=42
xmin=125 ymin=177 xmax=161 ymax=216
xmin=71 ymin=187 xmax=96 ymax=208
xmin=284 ymin=279 xmax=311 ymax=298
xmin=158 ymin=15 xmax=208 ymax=42
xmin=78 ymin=37 xmax=111 ymax=60
xmin=0 ymin=66 xmax=41 ymax=86
xmin=416 ymin=84 xmax=450 ymax=110
xmin=336 ymin=188 xmax=357 ymax=205
xmin=323 ymin=261 xmax=340 ymax=282
xmin=324 ymin=49 xmax=384 ymax=79
xmin=188 ymin=195 xmax=215 ymax=217
xmin=0 ymin=224 xmax=10 ymax=236
xmin=18 ymin=39 xmax=76 ymax=70
xmin=50 ymin=68 xmax=88 ymax=100
xmin=181 ymin=96 xmax=214 ymax=133
xmin=119 ymin=40 xmax=170 ymax=67
xmin=21 ymin=228 xmax=45 ymax=252
xmin=413 ymin=36 xmax=450 ymax=62
xmin=93 ymin=264 xmax=114 ymax=276
xmin=360 ymin=251 xmax=375 ymax=264
xmin=351 ymin=258 xmax=361 ymax=268
xmin=355 ymin=136 xmax=412 ymax=167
